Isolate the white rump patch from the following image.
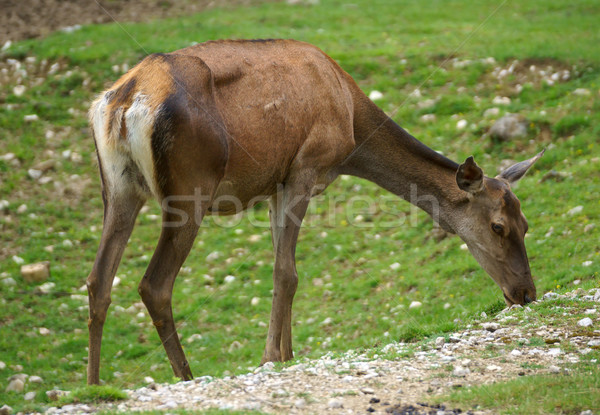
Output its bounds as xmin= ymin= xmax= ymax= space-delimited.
xmin=126 ymin=93 xmax=159 ymax=198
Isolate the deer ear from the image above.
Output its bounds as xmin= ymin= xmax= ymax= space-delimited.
xmin=497 ymin=149 xmax=545 ymax=184
xmin=456 ymin=156 xmax=484 ymax=194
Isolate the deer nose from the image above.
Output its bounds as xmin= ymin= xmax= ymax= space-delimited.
xmin=524 ymin=293 xmax=533 ymax=304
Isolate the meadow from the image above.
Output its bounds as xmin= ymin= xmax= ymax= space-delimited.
xmin=0 ymin=0 xmax=599 ymax=413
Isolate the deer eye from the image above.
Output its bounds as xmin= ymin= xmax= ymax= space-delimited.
xmin=492 ymin=223 xmax=504 ymax=235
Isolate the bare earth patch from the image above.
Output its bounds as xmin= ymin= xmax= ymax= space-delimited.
xmin=0 ymin=0 xmax=277 ymax=43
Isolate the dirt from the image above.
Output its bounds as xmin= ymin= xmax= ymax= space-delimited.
xmin=0 ymin=0 xmax=277 ymax=44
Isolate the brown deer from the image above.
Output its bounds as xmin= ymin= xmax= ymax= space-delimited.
xmin=86 ymin=39 xmax=542 ymax=384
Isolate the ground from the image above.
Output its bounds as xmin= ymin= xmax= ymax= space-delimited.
xmin=0 ymin=0 xmax=274 ymax=43
xmin=0 ymin=0 xmax=598 ymax=414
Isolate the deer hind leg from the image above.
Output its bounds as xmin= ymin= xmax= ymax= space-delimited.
xmin=261 ymin=175 xmax=314 ymax=364
xmin=136 ymin=194 xmax=208 ymax=381
xmin=87 ymin=187 xmax=145 ymax=385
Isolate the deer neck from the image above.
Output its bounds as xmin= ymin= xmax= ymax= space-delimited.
xmin=339 ymin=98 xmax=467 ymax=233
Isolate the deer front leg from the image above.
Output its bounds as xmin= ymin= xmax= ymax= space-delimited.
xmin=87 ymin=195 xmax=144 ymax=385
xmin=261 ymin=179 xmax=312 ymax=364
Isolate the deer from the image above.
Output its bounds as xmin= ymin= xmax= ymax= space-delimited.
xmin=86 ymin=39 xmax=543 ymax=384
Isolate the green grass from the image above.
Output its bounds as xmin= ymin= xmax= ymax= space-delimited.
xmin=437 ymin=370 xmax=600 ymax=415
xmin=1 ymin=0 xmax=599 ymax=413
xmin=57 ymin=385 xmax=127 ymax=406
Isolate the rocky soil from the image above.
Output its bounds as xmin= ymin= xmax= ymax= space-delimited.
xmin=29 ymin=287 xmax=598 ymax=415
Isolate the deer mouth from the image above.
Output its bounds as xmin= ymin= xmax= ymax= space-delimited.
xmin=503 ymin=290 xmax=535 ymax=306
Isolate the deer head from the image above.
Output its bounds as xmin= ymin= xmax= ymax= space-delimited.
xmin=455 ymin=151 xmax=544 ymax=306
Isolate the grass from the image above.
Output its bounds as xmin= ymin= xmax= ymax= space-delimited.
xmin=0 ymin=0 xmax=599 ymax=412
xmin=437 ymin=371 xmax=600 ymax=415
xmin=56 ymin=385 xmax=127 ymax=406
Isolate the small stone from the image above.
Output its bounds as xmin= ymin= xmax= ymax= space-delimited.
xmin=21 ymin=262 xmax=50 ymax=283
xmin=492 ymin=96 xmax=511 ymax=105
xmin=489 ymin=114 xmax=527 ymax=142
xmin=228 ymin=340 xmax=242 ymax=353
xmin=456 ymin=119 xmax=468 ymax=129
xmin=29 ymin=375 xmax=43 ymax=383
xmin=578 ymin=317 xmax=593 ymax=327
xmin=452 ymin=366 xmax=470 ymax=377
xmin=13 ymin=85 xmax=26 ymax=97
xmin=510 ymin=349 xmax=523 ymax=357
xmin=567 ymin=205 xmax=584 ymax=216
xmin=0 ymin=361 xmax=5 ymax=370
xmin=24 ymin=114 xmax=39 ymax=122
xmin=484 ymin=107 xmax=500 ymax=117
xmin=224 ymin=275 xmax=236 ymax=284
xmin=361 ymin=387 xmax=375 ymax=394
xmin=584 ymin=223 xmax=595 ymax=233
xmin=328 ymin=398 xmax=343 ymax=408
xmin=582 ymin=261 xmax=593 ymax=267
xmin=294 ymin=398 xmax=307 ymax=408
xmin=272 ymin=388 xmax=288 ymax=398
xmin=409 ymin=301 xmax=422 ymax=309
xmin=5 ymin=378 xmax=24 ymax=392
xmin=482 ymin=322 xmax=500 ymax=332
xmin=573 ymin=88 xmax=591 ymax=96
xmin=548 ymin=365 xmax=560 ymax=374
xmin=143 ymin=376 xmax=154 ymax=384
xmin=24 ymin=391 xmax=36 ymax=401
xmin=419 ymin=114 xmax=436 ymax=123
xmin=39 ymin=327 xmax=51 ymax=335
xmin=389 ymin=262 xmax=401 ymax=271
xmin=251 ymin=297 xmax=260 ymax=306
xmin=369 ymin=90 xmax=383 ymax=101
xmin=28 ymin=169 xmax=43 ymax=180
xmin=35 ymin=282 xmax=55 ymax=294
xmin=588 ymin=340 xmax=600 ymax=347
xmin=46 ymin=389 xmax=69 ymax=401
xmin=435 ymin=337 xmax=445 ymax=348
xmin=0 ymin=405 xmax=13 ymax=415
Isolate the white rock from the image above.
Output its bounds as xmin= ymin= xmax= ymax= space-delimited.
xmin=251 ymin=297 xmax=260 ymax=306
xmin=369 ymin=90 xmax=383 ymax=101
xmin=547 ymin=348 xmax=562 ymax=357
xmin=224 ymin=275 xmax=236 ymax=284
xmin=143 ymin=376 xmax=154 ymax=384
xmin=484 ymin=107 xmax=500 ymax=117
xmin=456 ymin=119 xmax=468 ymax=129
xmin=420 ymin=113 xmax=436 ymax=123
xmin=13 ymin=85 xmax=26 ymax=97
xmin=409 ymin=301 xmax=422 ymax=309
xmin=328 ymin=398 xmax=343 ymax=408
xmin=272 ymin=388 xmax=288 ymax=398
xmin=582 ymin=261 xmax=592 ymax=267
xmin=39 ymin=327 xmax=51 ymax=336
xmin=294 ymin=398 xmax=307 ymax=408
xmin=320 ymin=317 xmax=333 ymax=325
xmin=510 ymin=349 xmax=522 ymax=357
xmin=5 ymin=378 xmax=24 ymax=392
xmin=0 ymin=361 xmax=5 ymax=370
xmin=35 ymin=282 xmax=55 ymax=294
xmin=435 ymin=337 xmax=445 ymax=348
xmin=567 ymin=205 xmax=583 ymax=216
xmin=24 ymin=391 xmax=36 ymax=401
xmin=492 ymin=96 xmax=511 ymax=105
xmin=28 ymin=168 xmax=43 ymax=180
xmin=587 ymin=339 xmax=600 ymax=347
xmin=573 ymin=88 xmax=591 ymax=96
xmin=361 ymin=387 xmax=375 ymax=394
xmin=486 ymin=365 xmax=502 ymax=371
xmin=452 ymin=366 xmax=470 ymax=377
xmin=29 ymin=375 xmax=43 ymax=384
xmin=21 ymin=262 xmax=50 ymax=282
xmin=389 ymin=262 xmax=401 ymax=271
xmin=24 ymin=114 xmax=39 ymax=122
xmin=482 ymin=322 xmax=500 ymax=332
xmin=577 ymin=317 xmax=593 ymax=327
xmin=460 ymin=243 xmax=468 ymax=250
xmin=443 ymin=303 xmax=451 ymax=310
xmin=548 ymin=365 xmax=560 ymax=374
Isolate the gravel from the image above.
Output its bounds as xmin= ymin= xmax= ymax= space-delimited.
xmin=37 ymin=288 xmax=598 ymax=414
